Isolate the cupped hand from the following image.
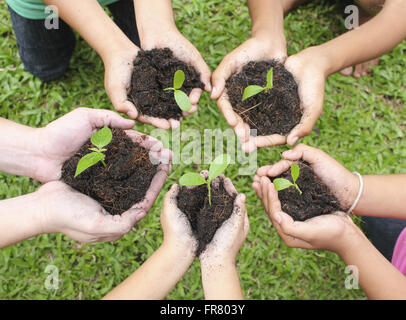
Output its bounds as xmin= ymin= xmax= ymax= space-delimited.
xmin=160 ymin=184 xmax=198 ymax=255
xmin=199 ymin=175 xmax=249 ymax=266
xmin=141 ymin=27 xmax=212 ymax=127
xmin=253 ymin=143 xmax=359 ymax=210
xmin=38 ymin=181 xmax=146 ymax=243
xmin=213 ymin=36 xmax=288 ymax=153
xmin=34 ymin=107 xmax=135 ymax=183
xmin=283 ymin=47 xmax=327 ymax=146
xmin=252 ymin=176 xmax=360 ymax=254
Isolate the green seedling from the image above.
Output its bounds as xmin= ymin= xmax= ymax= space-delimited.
xmin=273 ymin=164 xmax=303 ymax=195
xmin=164 ymin=70 xmax=192 ymax=112
xmin=179 ymin=154 xmax=231 ymax=206
xmin=74 ymin=126 xmax=113 ymax=178
xmin=242 ymin=67 xmax=273 ymax=101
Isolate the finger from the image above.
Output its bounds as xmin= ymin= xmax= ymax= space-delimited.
xmin=183 ymin=103 xmax=197 ymax=116
xmin=189 ymin=88 xmax=203 ymax=106
xmin=191 ymin=55 xmax=212 ymax=92
xmin=169 ymin=118 xmax=181 ymax=129
xmin=121 ymin=207 xmax=147 ymax=227
xmin=287 ymin=106 xmax=322 ymax=146
xmin=260 ymin=176 xmax=271 ymax=213
xmin=136 ymin=167 xmax=169 ymax=212
xmin=217 ymin=92 xmax=239 ymax=127
xmin=98 ymin=207 xmax=146 ymax=235
xmin=253 ymin=134 xmax=287 ymax=149
xmin=211 ymin=54 xmax=237 ymax=99
xmin=211 ymin=174 xmax=222 ymax=189
xmin=252 ymin=181 xmax=262 ymax=199
xmin=107 ymin=82 xmax=139 ymax=118
xmin=137 ymin=114 xmax=171 ymax=130
xmin=282 ymin=143 xmax=326 ymax=166
xmin=163 ymin=184 xmax=180 ymax=211
xmin=256 ymin=165 xmax=273 ymax=177
xmin=266 ymin=159 xmax=294 ymax=177
xmin=223 ymin=177 xmax=238 ymax=196
xmin=340 ymin=66 xmax=353 ymax=76
xmin=85 ymin=108 xmax=135 ymax=130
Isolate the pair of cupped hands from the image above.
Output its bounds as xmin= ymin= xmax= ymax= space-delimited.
xmin=32 ymin=108 xmax=248 ymax=263
xmin=105 ymin=29 xmax=326 ymax=152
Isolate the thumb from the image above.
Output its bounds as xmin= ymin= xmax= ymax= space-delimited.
xmin=211 ymin=56 xmax=235 ymax=100
xmin=163 ymin=184 xmax=180 ymax=211
xmin=286 ymin=107 xmax=321 ymax=146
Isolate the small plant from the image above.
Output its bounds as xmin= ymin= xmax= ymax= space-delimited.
xmin=242 ymin=67 xmax=273 ymax=101
xmin=273 ymin=164 xmax=303 ymax=195
xmin=164 ymin=70 xmax=192 ymax=112
xmin=179 ymin=154 xmax=231 ymax=206
xmin=74 ymin=126 xmax=113 ymax=178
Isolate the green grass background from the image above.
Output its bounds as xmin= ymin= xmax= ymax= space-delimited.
xmin=1 ymin=0 xmax=405 ymax=299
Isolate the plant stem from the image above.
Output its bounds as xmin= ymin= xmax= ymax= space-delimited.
xmin=101 ymin=159 xmax=107 ymax=167
xmin=207 ymin=182 xmax=212 ymax=207
xmin=294 ymin=184 xmax=302 ymax=195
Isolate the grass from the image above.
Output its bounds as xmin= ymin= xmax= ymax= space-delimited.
xmin=0 ymin=0 xmax=405 ymax=300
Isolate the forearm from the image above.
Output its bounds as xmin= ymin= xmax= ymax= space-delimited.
xmin=0 ymin=192 xmax=45 ymax=248
xmin=338 ymin=227 xmax=406 ymax=299
xmin=104 ymin=243 xmax=194 ymax=300
xmin=0 ymin=118 xmax=41 ymax=179
xmin=352 ymin=174 xmax=406 ymax=219
xmin=134 ymin=0 xmax=176 ymax=44
xmin=248 ymin=0 xmax=286 ymax=52
xmin=201 ymin=262 xmax=244 ymax=300
xmin=44 ymin=0 xmax=135 ymax=62
xmin=314 ymin=0 xmax=406 ymax=76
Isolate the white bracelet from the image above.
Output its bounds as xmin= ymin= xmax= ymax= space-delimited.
xmin=346 ymin=172 xmax=363 ymax=214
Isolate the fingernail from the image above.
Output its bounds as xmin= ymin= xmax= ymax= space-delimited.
xmin=127 ymin=111 xmax=137 ymax=119
xmin=211 ymin=87 xmax=217 ymax=98
xmin=274 ymin=213 xmax=282 ymax=224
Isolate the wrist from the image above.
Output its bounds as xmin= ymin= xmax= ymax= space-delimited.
xmin=251 ymin=30 xmax=287 ymax=61
xmin=294 ymin=46 xmax=331 ymax=78
xmin=161 ymin=240 xmax=196 ymax=265
xmin=334 ymin=220 xmax=365 ymax=257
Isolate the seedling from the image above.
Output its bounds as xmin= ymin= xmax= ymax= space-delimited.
xmin=74 ymin=126 xmax=113 ymax=178
xmin=179 ymin=154 xmax=231 ymax=206
xmin=164 ymin=70 xmax=192 ymax=112
xmin=273 ymin=164 xmax=303 ymax=195
xmin=242 ymin=67 xmax=273 ymax=101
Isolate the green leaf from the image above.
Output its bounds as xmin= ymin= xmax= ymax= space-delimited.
xmin=273 ymin=178 xmax=293 ymax=191
xmin=266 ymin=68 xmax=273 ymax=89
xmin=208 ymin=154 xmax=231 ymax=181
xmin=91 ymin=126 xmax=112 ymax=149
xmin=291 ymin=164 xmax=300 ymax=183
xmin=173 ymin=70 xmax=185 ymax=90
xmin=174 ymin=90 xmax=192 ymax=111
xmin=179 ymin=172 xmax=207 ymax=187
xmin=74 ymin=152 xmax=105 ymax=178
xmin=242 ymin=85 xmax=265 ymax=101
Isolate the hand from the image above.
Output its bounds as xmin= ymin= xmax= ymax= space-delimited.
xmin=213 ymin=36 xmax=287 ymax=153
xmin=199 ymin=176 xmax=249 ymax=266
xmin=37 ymin=181 xmax=146 ymax=243
xmin=160 ymin=184 xmax=198 ymax=256
xmin=34 ymin=107 xmax=135 ymax=182
xmin=251 ymin=175 xmax=361 ymax=254
xmin=140 ymin=26 xmax=212 ymax=128
xmin=283 ymin=47 xmax=327 ymax=146
xmin=253 ymin=143 xmax=359 ymax=210
xmin=103 ymin=44 xmax=141 ymax=120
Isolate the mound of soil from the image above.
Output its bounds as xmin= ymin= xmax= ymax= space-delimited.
xmin=226 ymin=60 xmax=302 ymax=136
xmin=271 ymin=162 xmax=343 ymax=221
xmin=177 ymin=178 xmax=236 ymax=255
xmin=61 ymin=128 xmax=158 ymax=215
xmin=128 ymin=48 xmax=204 ymax=120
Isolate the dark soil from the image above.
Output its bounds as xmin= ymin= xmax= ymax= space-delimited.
xmin=128 ymin=48 xmax=204 ymax=120
xmin=177 ymin=178 xmax=236 ymax=255
xmin=226 ymin=60 xmax=302 ymax=136
xmin=61 ymin=128 xmax=158 ymax=216
xmin=271 ymin=162 xmax=344 ymax=221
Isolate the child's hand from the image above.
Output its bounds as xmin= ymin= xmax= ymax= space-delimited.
xmin=283 ymin=47 xmax=328 ymax=146
xmin=141 ymin=27 xmax=211 ymax=128
xmin=35 ymin=108 xmax=171 ymax=214
xmin=252 ymin=176 xmax=361 ymax=254
xmin=199 ymin=176 xmax=249 ymax=266
xmin=37 ymin=181 xmax=146 ymax=243
xmin=253 ymin=143 xmax=360 ymax=211
xmin=161 ymin=184 xmax=198 ymax=257
xmin=212 ymin=36 xmax=287 ymax=153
